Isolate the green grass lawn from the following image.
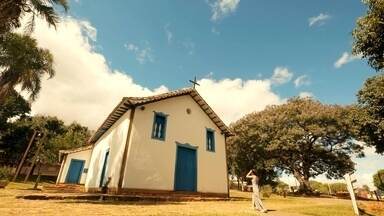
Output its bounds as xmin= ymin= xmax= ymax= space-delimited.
xmin=0 ymin=182 xmax=382 ymax=216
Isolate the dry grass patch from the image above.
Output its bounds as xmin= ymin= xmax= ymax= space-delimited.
xmin=0 ymin=183 xmax=382 ymax=216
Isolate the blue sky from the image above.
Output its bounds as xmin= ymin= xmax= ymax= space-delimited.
xmin=69 ymin=0 xmax=374 ymax=104
xmin=28 ymin=0 xmax=382 ymax=188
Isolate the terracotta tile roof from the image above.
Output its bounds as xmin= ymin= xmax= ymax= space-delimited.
xmin=88 ymin=88 xmax=233 ymax=144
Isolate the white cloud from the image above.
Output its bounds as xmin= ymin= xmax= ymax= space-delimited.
xmin=271 ymin=67 xmax=293 ymax=85
xmin=299 ymin=91 xmax=314 ymax=98
xmin=205 ymin=72 xmax=214 ymax=78
xmin=164 ymin=24 xmax=173 ymax=44
xmin=181 ymin=40 xmax=196 ymax=55
xmin=334 ymin=52 xmax=362 ymax=68
xmin=163 ymin=25 xmax=196 ymax=55
xmin=279 ymin=174 xmax=298 ymax=186
xmin=29 ymin=17 xmax=167 ymax=129
xmin=360 ymin=173 xmax=375 ymax=189
xmin=209 ymin=0 xmax=240 ymax=22
xmin=27 ymin=16 xmax=285 ymax=130
xmin=353 ymin=146 xmax=383 ymax=189
xmin=211 ymin=27 xmax=220 ymax=35
xmin=125 ymin=43 xmax=138 ymax=51
xmin=78 ymin=20 xmax=96 ymax=42
xmin=196 ymin=78 xmax=282 ymax=124
xmin=124 ymin=42 xmax=154 ymax=64
xmin=308 ymin=13 xmax=331 ymax=27
xmin=294 ymin=75 xmax=311 ymax=88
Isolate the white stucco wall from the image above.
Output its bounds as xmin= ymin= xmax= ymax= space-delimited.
xmin=58 ymin=149 xmax=91 ymax=184
xmin=122 ymin=95 xmax=228 ymax=194
xmin=85 ymin=110 xmax=131 ymax=190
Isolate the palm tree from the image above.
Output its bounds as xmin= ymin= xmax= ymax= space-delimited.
xmin=0 ymin=0 xmax=68 ymax=34
xmin=0 ymin=0 xmax=67 ymax=103
xmin=0 ymin=33 xmax=54 ymax=103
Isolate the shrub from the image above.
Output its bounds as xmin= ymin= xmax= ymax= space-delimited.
xmin=373 ymin=169 xmax=384 ymax=191
xmin=0 ymin=166 xmax=13 ymax=180
xmin=261 ymin=185 xmax=273 ymax=198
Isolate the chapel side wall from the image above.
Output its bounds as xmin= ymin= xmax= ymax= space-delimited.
xmin=122 ymin=95 xmax=228 ymax=194
xmin=85 ymin=110 xmax=131 ymax=191
xmin=59 ymin=149 xmax=91 ymax=184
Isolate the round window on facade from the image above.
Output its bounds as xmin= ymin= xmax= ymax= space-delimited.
xmin=186 ymin=108 xmax=192 ymax=114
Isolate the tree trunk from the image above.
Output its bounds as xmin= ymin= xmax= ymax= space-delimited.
xmin=33 ymin=162 xmax=41 ymax=190
xmin=0 ymin=83 xmax=13 ymax=104
xmin=24 ymin=162 xmax=36 ymax=183
xmin=293 ymin=170 xmax=312 ymax=195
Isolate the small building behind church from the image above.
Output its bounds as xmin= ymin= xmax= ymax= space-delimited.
xmin=57 ymin=145 xmax=92 ymax=184
xmin=83 ymin=88 xmax=232 ymax=197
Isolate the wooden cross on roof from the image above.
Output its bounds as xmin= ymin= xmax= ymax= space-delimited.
xmin=189 ymin=76 xmax=200 ymax=89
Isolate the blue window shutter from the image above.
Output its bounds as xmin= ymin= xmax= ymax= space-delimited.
xmin=152 ymin=112 xmax=167 ymax=140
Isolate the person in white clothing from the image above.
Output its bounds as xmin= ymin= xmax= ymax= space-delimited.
xmin=246 ymin=169 xmax=267 ymax=213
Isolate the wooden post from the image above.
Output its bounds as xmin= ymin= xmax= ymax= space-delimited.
xmin=24 ymin=134 xmax=44 ymax=183
xmin=117 ymin=107 xmax=135 ymax=194
xmin=327 ymin=183 xmax=332 ymax=195
xmin=12 ymin=130 xmax=37 ymax=181
xmin=224 ymin=136 xmax=230 ymax=198
xmin=374 ymin=190 xmax=380 ymax=201
xmin=33 ymin=161 xmax=42 ymax=190
xmin=24 ymin=158 xmax=36 ymax=183
xmin=344 ymin=173 xmax=360 ymax=216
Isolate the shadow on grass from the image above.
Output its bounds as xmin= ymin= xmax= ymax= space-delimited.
xmin=359 ymin=208 xmax=375 ymax=216
xmin=229 ymin=197 xmax=249 ymax=201
xmin=57 ymin=200 xmax=186 ymax=206
xmin=18 ymin=188 xmax=42 ymax=191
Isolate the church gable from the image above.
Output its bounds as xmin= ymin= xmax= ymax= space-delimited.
xmin=131 ymin=94 xmax=224 ymax=145
xmin=88 ymin=88 xmax=233 ymax=145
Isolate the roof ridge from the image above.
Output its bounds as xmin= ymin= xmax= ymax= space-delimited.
xmin=124 ymin=87 xmax=194 ymax=100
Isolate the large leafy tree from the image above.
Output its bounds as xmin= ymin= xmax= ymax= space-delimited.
xmin=1 ymin=115 xmax=91 ymax=165
xmin=0 ymin=33 xmax=54 ymax=103
xmin=1 ymin=115 xmax=65 ymax=165
xmin=352 ymin=0 xmax=384 ymax=155
xmin=228 ymin=112 xmax=281 ymax=187
xmin=229 ymin=98 xmax=363 ymax=194
xmin=0 ymin=0 xmax=68 ymax=34
xmin=269 ymin=98 xmax=363 ymax=194
xmin=0 ymin=90 xmax=30 ymax=151
xmin=0 ymin=90 xmax=30 ymax=128
xmin=50 ymin=122 xmax=91 ymax=154
xmin=352 ymin=0 xmax=384 ymax=72
xmin=373 ymin=169 xmax=384 ymax=191
xmin=355 ymin=74 xmax=384 ymax=154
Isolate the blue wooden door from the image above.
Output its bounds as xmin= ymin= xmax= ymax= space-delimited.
xmin=66 ymin=159 xmax=84 ymax=184
xmin=174 ymin=146 xmax=197 ymax=192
